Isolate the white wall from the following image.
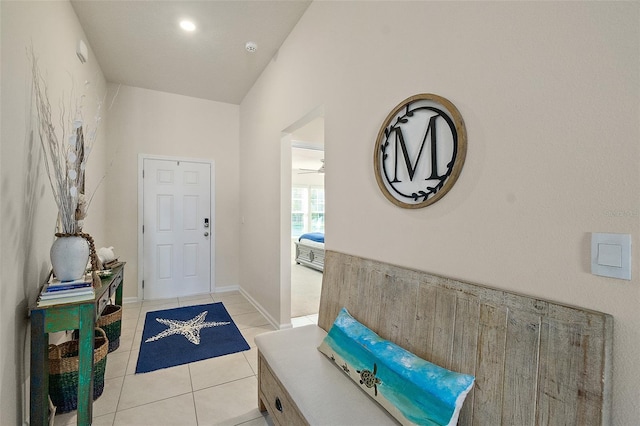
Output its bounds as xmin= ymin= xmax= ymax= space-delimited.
xmin=239 ymin=1 xmax=639 ymax=423
xmin=0 ymin=1 xmax=108 ymax=423
xmin=105 ymin=85 xmax=240 ymax=299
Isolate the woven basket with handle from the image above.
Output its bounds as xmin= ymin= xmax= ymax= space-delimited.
xmin=97 ymin=304 xmax=122 ymax=353
xmin=48 ymin=327 xmax=109 ymax=414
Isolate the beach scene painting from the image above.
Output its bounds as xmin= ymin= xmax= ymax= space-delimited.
xmin=318 ymin=308 xmax=475 ymax=426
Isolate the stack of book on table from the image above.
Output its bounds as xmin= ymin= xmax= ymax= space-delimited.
xmin=37 ymin=274 xmax=95 ymax=307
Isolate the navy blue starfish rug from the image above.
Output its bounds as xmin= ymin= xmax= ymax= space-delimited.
xmin=136 ymin=302 xmax=250 ymax=374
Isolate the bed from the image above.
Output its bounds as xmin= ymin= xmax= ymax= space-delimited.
xmin=294 ymin=232 xmax=324 ymax=271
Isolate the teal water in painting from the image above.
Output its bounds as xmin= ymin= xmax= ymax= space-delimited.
xmin=322 ymin=308 xmax=474 ymax=426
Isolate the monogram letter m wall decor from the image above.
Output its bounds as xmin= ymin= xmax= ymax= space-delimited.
xmin=374 ymin=94 xmax=467 ymax=208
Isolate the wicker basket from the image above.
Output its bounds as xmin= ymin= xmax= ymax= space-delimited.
xmin=97 ymin=304 xmax=122 ymax=353
xmin=48 ymin=328 xmax=109 ymax=414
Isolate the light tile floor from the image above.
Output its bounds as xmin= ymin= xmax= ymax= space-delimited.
xmin=53 ymin=291 xmax=319 ymax=426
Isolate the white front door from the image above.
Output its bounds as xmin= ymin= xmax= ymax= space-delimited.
xmin=142 ymin=158 xmax=212 ymax=299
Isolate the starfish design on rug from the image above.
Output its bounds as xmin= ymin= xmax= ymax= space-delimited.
xmin=145 ymin=310 xmax=230 ymax=345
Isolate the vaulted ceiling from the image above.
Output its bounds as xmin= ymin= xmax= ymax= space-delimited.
xmin=71 ymin=0 xmax=312 ymax=105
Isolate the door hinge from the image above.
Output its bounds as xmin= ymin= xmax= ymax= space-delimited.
xmin=142 ymin=225 xmax=144 ymax=233
xmin=142 ymin=169 xmax=145 ymax=178
xmin=142 ymin=280 xmax=145 ymax=289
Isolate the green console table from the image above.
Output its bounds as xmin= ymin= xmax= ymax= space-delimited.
xmin=29 ymin=263 xmax=125 ymax=426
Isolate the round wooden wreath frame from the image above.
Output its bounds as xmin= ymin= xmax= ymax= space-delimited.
xmin=374 ymin=93 xmax=467 ymax=209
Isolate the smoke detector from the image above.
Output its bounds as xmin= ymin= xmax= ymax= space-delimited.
xmin=245 ymin=41 xmax=258 ymax=53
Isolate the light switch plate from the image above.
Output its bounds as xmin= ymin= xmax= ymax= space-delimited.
xmin=591 ymin=233 xmax=631 ymax=280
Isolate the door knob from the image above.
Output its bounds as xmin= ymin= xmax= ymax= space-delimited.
xmin=204 ymin=232 xmax=209 ymax=237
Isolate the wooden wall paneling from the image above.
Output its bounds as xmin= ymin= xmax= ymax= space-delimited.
xmin=317 ymin=251 xmax=613 ymax=425
xmin=500 ymin=310 xmax=543 ymax=425
xmin=472 ymin=303 xmax=507 ymax=425
xmin=429 ymin=285 xmax=458 ymax=369
xmin=396 ymin=272 xmax=420 ymax=354
xmin=535 ymin=319 xmax=552 ymax=426
xmin=351 ymin=260 xmax=382 ymax=331
xmin=538 ymin=318 xmax=582 ymax=425
xmin=450 ymin=291 xmax=480 ymax=425
xmin=600 ymin=313 xmax=614 ymax=424
xmin=341 ymin=254 xmax=361 ymax=320
xmin=376 ymin=270 xmax=418 ymax=349
xmin=412 ymin=281 xmax=438 ymax=361
xmin=537 ymin=304 xmax=612 ymax=425
xmin=554 ymin=304 xmax=612 ymax=400
xmin=317 ymin=250 xmax=345 ymax=331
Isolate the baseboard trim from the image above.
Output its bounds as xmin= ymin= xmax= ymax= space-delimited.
xmin=122 ymin=287 xmax=291 ymax=330
xmin=214 ymin=284 xmax=240 ymax=293
xmin=238 ymin=288 xmax=291 ymax=330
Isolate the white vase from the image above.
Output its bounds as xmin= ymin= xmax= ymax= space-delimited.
xmin=50 ymin=236 xmax=90 ymax=281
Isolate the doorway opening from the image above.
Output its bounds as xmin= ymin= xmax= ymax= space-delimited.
xmin=291 ymin=142 xmax=324 ymax=319
xmin=280 ymin=108 xmax=324 ymax=325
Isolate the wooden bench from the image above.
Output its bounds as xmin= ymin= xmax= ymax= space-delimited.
xmin=256 ymin=250 xmax=613 ymax=425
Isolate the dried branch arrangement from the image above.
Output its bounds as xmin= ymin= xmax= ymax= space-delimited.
xmin=30 ymin=48 xmax=103 ymax=234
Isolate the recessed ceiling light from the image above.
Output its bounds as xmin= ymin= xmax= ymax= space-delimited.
xmin=180 ymin=20 xmax=196 ymax=32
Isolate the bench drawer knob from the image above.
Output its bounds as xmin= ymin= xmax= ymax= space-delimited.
xmin=275 ymin=397 xmax=283 ymax=412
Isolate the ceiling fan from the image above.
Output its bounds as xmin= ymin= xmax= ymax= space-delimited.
xmin=298 ymin=159 xmax=325 ymax=174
